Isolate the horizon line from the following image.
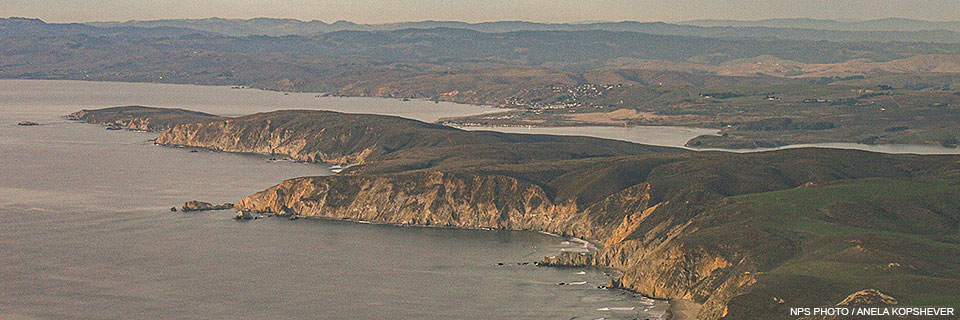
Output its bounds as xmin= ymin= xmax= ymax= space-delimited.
xmin=9 ymin=16 xmax=960 ymax=25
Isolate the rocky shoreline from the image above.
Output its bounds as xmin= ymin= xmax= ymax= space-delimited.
xmin=222 ymin=208 xmax=677 ymax=317
xmin=72 ymin=106 xmax=960 ymax=320
xmin=228 ymin=172 xmax=745 ymax=319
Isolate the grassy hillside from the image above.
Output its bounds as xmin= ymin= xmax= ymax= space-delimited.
xmin=720 ymin=177 xmax=960 ymax=318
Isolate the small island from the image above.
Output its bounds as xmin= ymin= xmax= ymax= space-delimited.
xmin=180 ymin=200 xmax=234 ymax=212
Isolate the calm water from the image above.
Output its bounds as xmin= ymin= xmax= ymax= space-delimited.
xmin=460 ymin=126 xmax=960 ymax=155
xmin=0 ymin=80 xmax=667 ymax=319
xmin=695 ymin=142 xmax=960 ymax=155
xmin=0 ymin=79 xmax=499 ymax=122
xmin=460 ymin=125 xmax=721 ymax=149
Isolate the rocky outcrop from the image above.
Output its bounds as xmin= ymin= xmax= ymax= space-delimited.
xmin=181 ymin=200 xmax=234 ymax=212
xmin=234 ymin=210 xmax=264 ymax=220
xmin=797 ymin=289 xmax=899 ymax=320
xmin=837 ymin=289 xmax=898 ymax=306
xmin=17 ymin=121 xmax=39 ymax=126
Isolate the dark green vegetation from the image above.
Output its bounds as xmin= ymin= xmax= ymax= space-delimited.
xmin=74 ymin=107 xmax=960 ymax=319
xmin=725 ymin=177 xmax=960 ymax=314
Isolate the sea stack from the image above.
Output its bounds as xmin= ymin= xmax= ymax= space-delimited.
xmin=181 ymin=200 xmax=234 ymax=212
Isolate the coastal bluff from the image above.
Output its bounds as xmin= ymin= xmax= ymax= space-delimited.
xmin=72 ymin=106 xmax=960 ymax=319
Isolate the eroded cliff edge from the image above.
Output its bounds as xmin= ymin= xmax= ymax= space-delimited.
xmin=231 ymin=170 xmax=749 ymax=318
xmin=73 ymin=106 xmax=960 ymax=319
xmin=231 ymin=150 xmax=960 ymax=320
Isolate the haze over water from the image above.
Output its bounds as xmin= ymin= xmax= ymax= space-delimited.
xmin=0 ymin=80 xmax=667 ymax=319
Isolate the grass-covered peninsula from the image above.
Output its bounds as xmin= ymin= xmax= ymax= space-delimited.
xmin=72 ymin=106 xmax=960 ymax=319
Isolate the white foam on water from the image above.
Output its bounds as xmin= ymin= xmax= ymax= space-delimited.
xmin=596 ymin=307 xmax=635 ymax=311
xmin=569 ymin=237 xmax=598 ymax=251
xmin=636 ymin=299 xmax=655 ymax=306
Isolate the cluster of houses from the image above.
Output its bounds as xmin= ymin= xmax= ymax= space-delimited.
xmin=502 ymin=83 xmax=622 ymax=110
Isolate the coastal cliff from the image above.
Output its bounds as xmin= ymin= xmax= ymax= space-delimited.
xmin=233 ymin=149 xmax=960 ymax=320
xmin=235 ymin=172 xmax=660 ymax=240
xmin=233 ymin=171 xmax=755 ymax=319
xmin=231 ymin=168 xmax=762 ymax=319
xmin=156 ymin=117 xmax=377 ymax=164
xmin=151 ymin=110 xmax=473 ymax=165
xmin=73 ymin=106 xmax=960 ymax=319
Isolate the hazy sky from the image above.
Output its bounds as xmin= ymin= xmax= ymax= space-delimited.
xmin=4 ymin=0 xmax=960 ymax=23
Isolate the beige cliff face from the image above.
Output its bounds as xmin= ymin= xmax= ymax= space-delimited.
xmin=235 ymin=171 xmax=757 ymax=320
xmin=234 ymin=172 xmax=607 ymax=237
xmin=156 ymin=120 xmax=379 ymax=165
xmin=545 ymin=227 xmax=756 ymax=320
xmin=118 ymin=117 xmax=154 ymax=131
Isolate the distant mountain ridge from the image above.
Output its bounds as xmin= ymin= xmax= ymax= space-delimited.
xmin=4 ymin=17 xmax=960 ymax=90
xmin=0 ymin=17 xmax=210 ymax=38
xmin=5 ymin=16 xmax=960 ymax=97
xmin=681 ymin=18 xmax=960 ymax=33
xmin=84 ymin=17 xmax=960 ymax=43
